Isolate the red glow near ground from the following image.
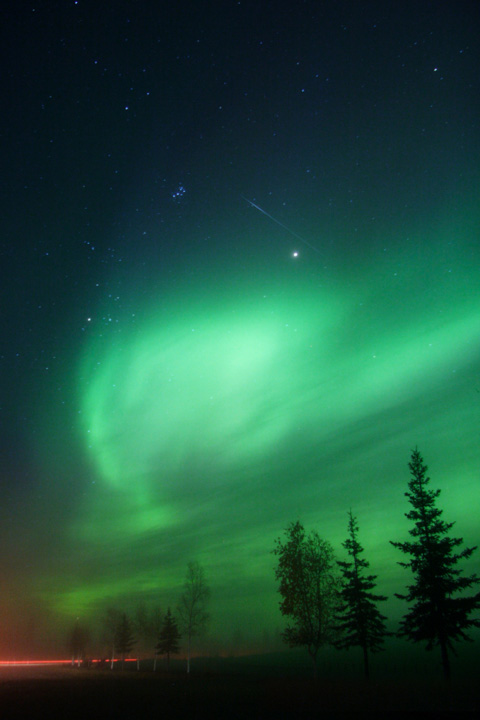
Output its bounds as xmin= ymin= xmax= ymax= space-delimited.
xmin=0 ymin=658 xmax=137 ymax=667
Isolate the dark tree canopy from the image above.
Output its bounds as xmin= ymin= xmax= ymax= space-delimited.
xmin=391 ymin=448 xmax=480 ymax=679
xmin=114 ymin=613 xmax=136 ymax=667
xmin=156 ymin=608 xmax=181 ymax=667
xmin=336 ymin=510 xmax=389 ymax=678
xmin=134 ymin=604 xmax=163 ymax=650
xmin=67 ymin=619 xmax=90 ymax=665
xmin=102 ymin=607 xmax=123 ymax=668
xmin=273 ymin=520 xmax=342 ymax=676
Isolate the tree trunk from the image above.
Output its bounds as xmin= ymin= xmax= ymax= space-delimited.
xmin=309 ymin=649 xmax=318 ymax=681
xmin=440 ymin=638 xmax=451 ymax=681
xmin=362 ymin=644 xmax=370 ymax=680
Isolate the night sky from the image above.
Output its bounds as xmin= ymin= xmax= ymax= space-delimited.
xmin=1 ymin=0 xmax=479 ymax=657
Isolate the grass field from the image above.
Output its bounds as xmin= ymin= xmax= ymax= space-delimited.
xmin=0 ymin=663 xmax=478 ymax=718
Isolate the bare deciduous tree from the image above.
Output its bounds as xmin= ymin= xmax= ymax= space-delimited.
xmin=177 ymin=561 xmax=210 ymax=673
xmin=273 ymin=521 xmax=342 ymax=678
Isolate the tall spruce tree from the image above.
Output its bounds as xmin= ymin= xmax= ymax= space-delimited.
xmin=156 ymin=608 xmax=181 ymax=668
xmin=114 ymin=613 xmax=136 ymax=669
xmin=68 ymin=619 xmax=90 ymax=667
xmin=336 ymin=511 xmax=389 ymax=679
xmin=391 ymin=448 xmax=480 ymax=679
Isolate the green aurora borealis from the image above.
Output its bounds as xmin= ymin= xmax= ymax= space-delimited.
xmin=35 ymin=202 xmax=480 ymax=650
xmin=1 ymin=1 xmax=479 ymax=658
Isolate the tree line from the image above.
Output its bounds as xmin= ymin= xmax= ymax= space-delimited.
xmin=273 ymin=448 xmax=480 ymax=680
xmin=68 ymin=448 xmax=478 ymax=680
xmin=68 ymin=560 xmax=209 ymax=673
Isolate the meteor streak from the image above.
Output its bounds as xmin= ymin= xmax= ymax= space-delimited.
xmin=242 ymin=196 xmax=321 ymax=254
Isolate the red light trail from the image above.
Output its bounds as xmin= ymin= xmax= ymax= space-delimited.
xmin=0 ymin=658 xmax=137 ymax=667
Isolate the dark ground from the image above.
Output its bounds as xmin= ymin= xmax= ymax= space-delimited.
xmin=0 ymin=664 xmax=478 ymax=719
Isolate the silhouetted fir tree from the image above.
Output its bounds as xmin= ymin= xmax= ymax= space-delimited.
xmin=391 ymin=448 xmax=480 ymax=680
xmin=68 ymin=619 xmax=90 ymax=667
xmin=103 ymin=607 xmax=122 ymax=669
xmin=114 ymin=613 xmax=136 ymax=669
xmin=336 ymin=511 xmax=389 ymax=679
xmin=156 ymin=608 xmax=181 ymax=668
xmin=134 ymin=603 xmax=163 ymax=670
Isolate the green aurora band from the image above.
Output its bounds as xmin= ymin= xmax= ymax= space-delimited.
xmin=36 ymin=216 xmax=480 ymax=650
